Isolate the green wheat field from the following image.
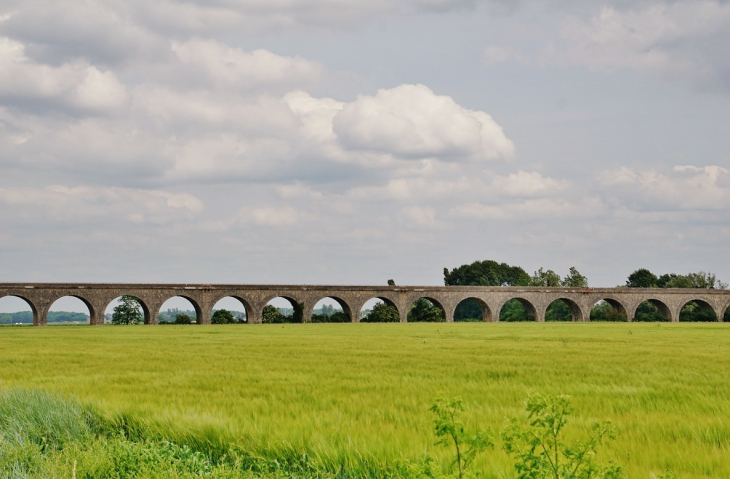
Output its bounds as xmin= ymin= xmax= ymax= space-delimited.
xmin=1 ymin=323 xmax=729 ymax=477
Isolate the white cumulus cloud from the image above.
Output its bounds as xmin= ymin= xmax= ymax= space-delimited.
xmin=0 ymin=37 xmax=128 ymax=113
xmin=171 ymin=39 xmax=322 ymax=91
xmin=332 ymin=84 xmax=515 ymax=161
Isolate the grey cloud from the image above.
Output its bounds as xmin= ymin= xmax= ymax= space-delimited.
xmin=0 ymin=185 xmax=203 ymax=226
xmin=598 ymin=165 xmax=730 ymax=213
xmin=478 ymin=1 xmax=730 ymax=92
xmin=0 ymin=2 xmax=167 ymax=66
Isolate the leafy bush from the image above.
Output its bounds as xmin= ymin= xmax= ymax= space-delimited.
xmin=633 ymin=301 xmax=669 ymax=322
xmin=502 ymin=392 xmax=624 ymax=479
xmin=500 ymin=299 xmax=532 ymax=322
xmin=262 ymin=305 xmax=287 ymax=324
xmin=175 ymin=313 xmax=193 ymax=324
xmin=454 ymin=299 xmax=482 ymax=321
xmin=545 ymin=300 xmax=572 ymax=322
xmin=212 ymin=309 xmax=236 ymax=324
xmin=679 ymin=301 xmax=718 ymax=322
xmin=361 ymin=302 xmax=400 ymax=323
xmin=430 ymin=397 xmax=493 ymax=478
xmin=311 ymin=311 xmax=350 ymax=323
xmin=408 ymin=298 xmax=445 ymax=323
xmin=590 ymin=302 xmax=628 ymax=322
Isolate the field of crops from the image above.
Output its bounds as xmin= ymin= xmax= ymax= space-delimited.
xmin=1 ymin=323 xmax=729 ymax=477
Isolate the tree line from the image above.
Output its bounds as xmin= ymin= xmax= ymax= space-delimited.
xmin=0 ymin=311 xmax=88 ymax=325
xmin=444 ymin=260 xmax=727 ymax=322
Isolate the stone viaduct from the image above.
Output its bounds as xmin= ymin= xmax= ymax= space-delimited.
xmin=1 ymin=283 xmax=729 ymax=326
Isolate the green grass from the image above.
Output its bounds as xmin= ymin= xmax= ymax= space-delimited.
xmin=0 ymin=323 xmax=729 ymax=477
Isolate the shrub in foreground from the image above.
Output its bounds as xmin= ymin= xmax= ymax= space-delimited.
xmin=502 ymin=392 xmax=624 ymax=479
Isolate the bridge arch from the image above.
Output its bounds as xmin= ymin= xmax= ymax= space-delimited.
xmin=407 ymin=296 xmax=446 ymax=322
xmin=262 ymin=296 xmax=303 ymax=323
xmin=47 ymin=295 xmax=93 ymax=325
xmin=679 ymin=299 xmax=719 ymax=322
xmin=309 ymin=296 xmax=353 ymax=323
xmin=500 ymin=298 xmax=537 ymax=322
xmin=634 ymin=299 xmax=672 ymax=322
xmin=545 ymin=298 xmax=584 ymax=322
xmin=359 ymin=297 xmax=401 ymax=323
xmin=0 ymin=294 xmax=39 ymax=325
xmin=105 ymin=295 xmax=150 ymax=325
xmin=454 ymin=297 xmax=493 ymax=322
xmin=211 ymin=295 xmax=252 ymax=324
xmin=157 ymin=295 xmax=203 ymax=324
xmin=590 ymin=298 xmax=628 ymax=322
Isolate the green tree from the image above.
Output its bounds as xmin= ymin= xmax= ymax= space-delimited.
xmin=626 ymin=269 xmax=658 ymax=288
xmin=361 ymin=302 xmax=400 ymax=323
xmin=211 ymin=309 xmax=235 ymax=324
xmin=444 ymin=260 xmax=530 ymax=287
xmin=291 ymin=302 xmax=304 ymax=323
xmin=262 ymin=305 xmax=286 ymax=324
xmin=408 ymin=298 xmax=445 ymax=322
xmin=545 ymin=300 xmax=572 ymax=322
xmin=633 ymin=301 xmax=669 ymax=322
xmin=656 ymin=273 xmax=682 ymax=288
xmin=662 ymin=272 xmax=727 ymax=289
xmin=502 ymin=392 xmax=624 ymax=479
xmin=330 ymin=311 xmax=349 ymax=322
xmin=630 ymin=269 xmax=726 ymax=289
xmin=430 ymin=397 xmax=493 ymax=479
xmin=500 ymin=299 xmax=532 ymax=322
xmin=590 ymin=301 xmax=627 ymax=322
xmin=679 ymin=302 xmax=718 ymax=322
xmin=312 ymin=311 xmax=350 ymax=323
xmin=530 ymin=268 xmax=562 ymax=287
xmin=387 ymin=279 xmax=396 ymax=286
xmin=454 ymin=300 xmax=483 ymax=321
xmin=175 ymin=313 xmax=192 ymax=324
xmin=111 ymin=296 xmax=143 ymax=325
xmin=561 ymin=267 xmax=589 ymax=288
xmin=446 ymin=260 xmax=531 ymax=322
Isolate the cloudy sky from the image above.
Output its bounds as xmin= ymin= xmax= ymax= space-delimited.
xmin=1 ymin=0 xmax=729 ymax=289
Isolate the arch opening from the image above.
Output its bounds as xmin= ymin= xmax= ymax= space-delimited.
xmin=500 ymin=298 xmax=536 ymax=322
xmin=454 ymin=298 xmax=491 ymax=322
xmin=312 ymin=297 xmax=351 ymax=323
xmin=212 ymin=297 xmax=249 ymax=324
xmin=360 ymin=297 xmax=400 ymax=323
xmin=726 ymin=305 xmax=730 ymax=323
xmin=407 ymin=297 xmax=445 ymax=323
xmin=545 ymin=298 xmax=583 ymax=322
xmin=105 ymin=296 xmax=149 ymax=325
xmin=634 ymin=300 xmax=671 ymax=322
xmin=590 ymin=299 xmax=628 ymax=322
xmin=0 ymin=295 xmax=37 ymax=325
xmin=679 ymin=300 xmax=718 ymax=322
xmin=48 ymin=296 xmax=91 ymax=325
xmin=159 ymin=296 xmax=201 ymax=324
xmin=263 ymin=297 xmax=303 ymax=324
